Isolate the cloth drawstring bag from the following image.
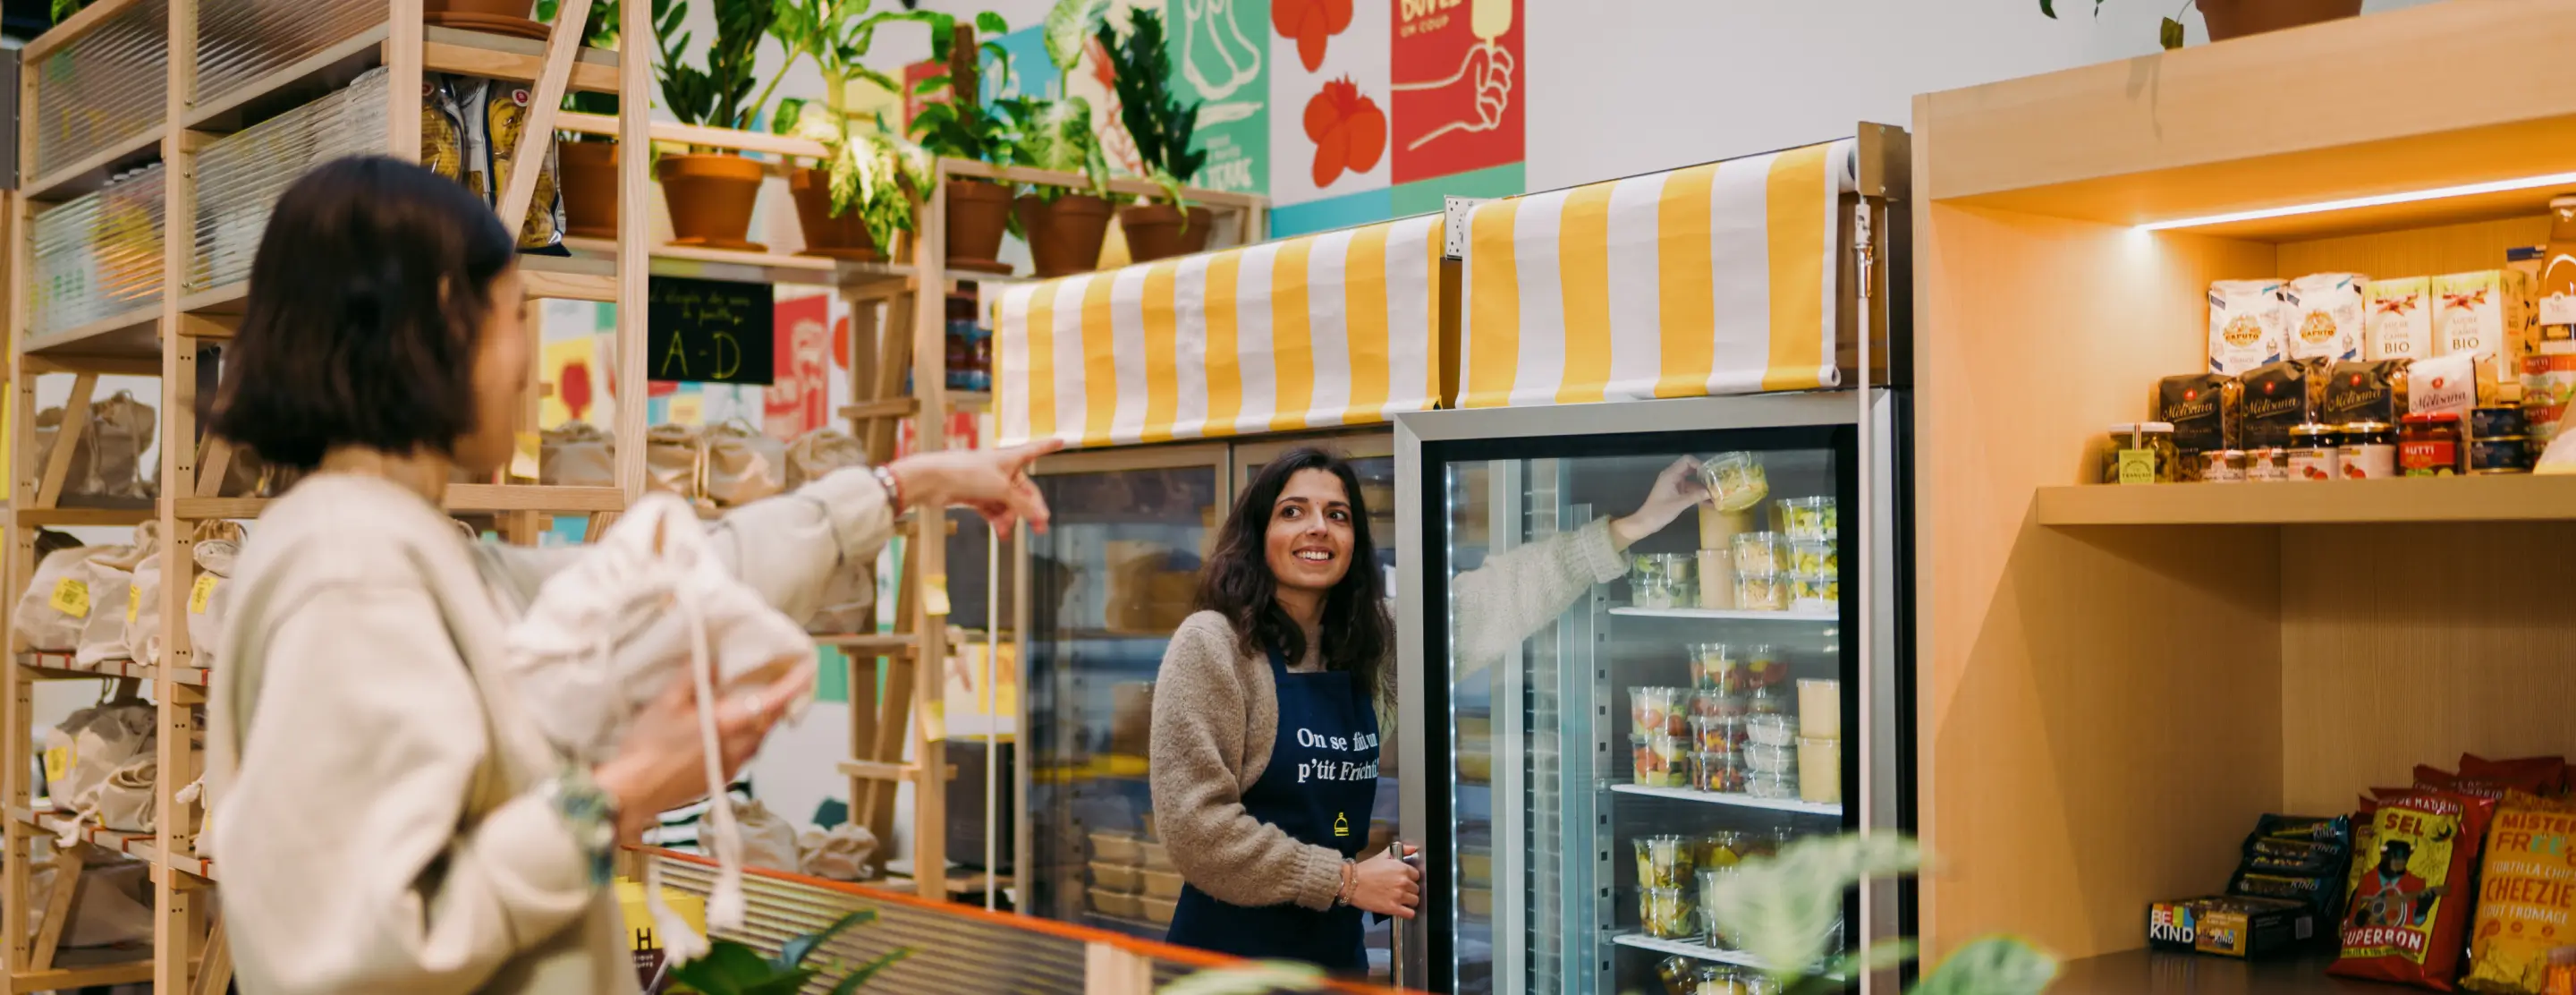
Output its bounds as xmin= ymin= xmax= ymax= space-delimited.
xmin=47 ymin=700 xmax=151 ymax=823
xmin=540 ymin=421 xmax=616 ymax=489
xmin=122 ymin=548 xmax=162 ymax=665
xmin=644 ymin=424 xmax=706 ymax=506
xmin=31 ymin=391 xmax=158 ymax=502
xmin=87 ymin=754 xmax=156 ymax=834
xmin=40 ymin=705 xmax=101 ymax=806
xmin=74 ymin=523 xmax=156 ymax=666
xmin=797 ymin=823 xmax=878 ymax=880
xmin=733 ymin=797 xmax=800 ymax=872
xmin=784 ymin=428 xmax=866 ymax=489
xmin=15 ymin=545 xmax=97 ymax=652
xmin=27 ymin=854 xmax=153 ymax=949
xmin=186 ymin=532 xmax=244 ymax=670
xmin=703 ymin=421 xmax=786 ymax=508
xmin=501 ymin=491 xmax=817 ymax=961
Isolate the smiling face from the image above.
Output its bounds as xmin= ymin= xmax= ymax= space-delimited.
xmin=1265 ymin=467 xmax=1355 ymax=600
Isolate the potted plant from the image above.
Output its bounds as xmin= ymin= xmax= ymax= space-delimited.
xmin=1002 ymin=89 xmax=1112 ymax=277
xmin=538 ymin=0 xmax=622 ymax=237
xmin=1097 ymin=7 xmax=1211 ymax=261
xmin=905 ymin=14 xmax=1023 ymax=273
xmin=652 ymin=0 xmax=778 ymax=250
xmin=665 ymin=908 xmax=910 ymax=994
xmin=768 ymin=0 xmax=942 ymax=261
xmin=2041 ymin=0 xmax=2361 ymax=49
xmin=1703 ymin=834 xmax=2057 ymax=995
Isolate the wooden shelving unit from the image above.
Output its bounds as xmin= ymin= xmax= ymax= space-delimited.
xmin=4 ymin=0 xmax=654 ymax=990
xmin=1913 ymin=0 xmax=2576 ymax=974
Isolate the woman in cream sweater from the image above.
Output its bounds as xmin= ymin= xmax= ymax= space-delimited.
xmin=200 ymin=157 xmax=1057 ymax=994
xmin=1149 ymin=446 xmax=1707 ymax=972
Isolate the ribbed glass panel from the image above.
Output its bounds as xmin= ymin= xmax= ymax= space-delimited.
xmin=192 ymin=69 xmax=389 ymax=291
xmin=195 ymin=0 xmax=381 ymax=114
xmin=29 ymin=0 xmax=168 ymax=179
xmin=30 ymin=162 xmax=165 ymax=336
xmin=652 ymin=855 xmax=1091 ymax=994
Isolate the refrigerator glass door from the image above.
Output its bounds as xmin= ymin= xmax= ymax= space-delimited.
xmin=1424 ymin=421 xmax=1857 ymax=995
xmin=1022 ymin=452 xmax=1224 ymax=937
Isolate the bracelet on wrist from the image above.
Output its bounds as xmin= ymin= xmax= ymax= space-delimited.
xmin=870 ymin=464 xmax=907 ymax=512
xmin=547 ymin=767 xmax=621 ymax=888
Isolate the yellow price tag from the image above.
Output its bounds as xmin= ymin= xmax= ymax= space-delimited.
xmin=125 ymin=584 xmax=140 ymax=623
xmin=48 ymin=578 xmax=88 ymax=618
xmin=41 ymin=746 xmax=70 ymax=785
xmin=190 ymin=574 xmax=218 ymax=616
xmin=922 ymin=573 xmax=953 ymax=617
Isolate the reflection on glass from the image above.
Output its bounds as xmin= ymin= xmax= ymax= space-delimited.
xmin=1025 ymin=465 xmax=1219 ymax=936
xmin=1442 ymin=446 xmax=1851 ymax=995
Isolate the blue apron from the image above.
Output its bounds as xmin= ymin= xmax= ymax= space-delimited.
xmin=1164 ymin=642 xmax=1380 ymax=973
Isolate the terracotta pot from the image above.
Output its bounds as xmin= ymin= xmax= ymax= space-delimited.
xmin=558 ymin=140 xmax=617 ymax=239
xmin=426 ymin=0 xmax=534 ymax=17
xmin=2196 ymin=0 xmax=2361 ymax=42
xmin=1014 ymin=194 xmax=1114 ymax=277
xmin=945 ymin=178 xmax=1013 ymax=268
xmin=1119 ymin=203 xmax=1215 ymax=263
xmin=788 ymin=167 xmax=885 ymax=260
xmin=656 ymin=152 xmax=764 ymax=248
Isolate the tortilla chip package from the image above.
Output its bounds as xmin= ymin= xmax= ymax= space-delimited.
xmin=2460 ymin=754 xmax=2570 ymax=795
xmin=2464 ymin=793 xmax=2576 ymax=993
xmin=2332 ymin=791 xmax=2497 ymax=991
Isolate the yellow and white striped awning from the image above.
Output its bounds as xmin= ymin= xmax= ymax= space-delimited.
xmin=1460 ymin=138 xmax=1858 ymax=407
xmin=995 ymin=214 xmax=1445 ymax=448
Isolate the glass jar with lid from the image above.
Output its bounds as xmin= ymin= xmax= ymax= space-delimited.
xmin=2101 ymin=422 xmax=2179 ymax=484
xmin=2288 ymin=422 xmax=2341 ymax=480
xmin=2401 ymin=412 xmax=2466 ymax=477
xmin=2337 ymin=421 xmax=2396 ymax=479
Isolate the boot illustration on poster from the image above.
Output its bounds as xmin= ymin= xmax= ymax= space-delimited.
xmin=1182 ymin=0 xmax=1264 ymax=101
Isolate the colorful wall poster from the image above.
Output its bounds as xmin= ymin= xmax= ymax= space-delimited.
xmin=1169 ymin=0 xmax=1269 ymax=194
xmin=1269 ymin=0 xmax=1389 ymax=208
xmin=767 ymin=293 xmax=833 ymax=440
xmin=1389 ymin=0 xmax=1521 ymax=183
xmin=539 ymin=336 xmax=601 ymax=428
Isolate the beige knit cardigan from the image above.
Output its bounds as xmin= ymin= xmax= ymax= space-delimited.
xmin=1148 ymin=517 xmax=1626 ymax=912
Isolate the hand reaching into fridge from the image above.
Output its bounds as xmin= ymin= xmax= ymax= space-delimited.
xmin=1345 ymin=845 xmax=1422 ymax=919
xmin=1610 ymin=456 xmax=1710 ymax=550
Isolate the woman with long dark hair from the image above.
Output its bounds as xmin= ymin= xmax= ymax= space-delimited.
xmin=199 ymin=156 xmax=1058 ymax=993
xmin=1150 ymin=446 xmax=1706 ymax=971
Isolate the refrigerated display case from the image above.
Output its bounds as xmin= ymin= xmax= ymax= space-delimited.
xmin=1395 ymin=392 xmax=1911 ymax=994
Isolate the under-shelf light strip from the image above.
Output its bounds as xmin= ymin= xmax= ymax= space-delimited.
xmin=2135 ymin=170 xmax=2576 ymax=231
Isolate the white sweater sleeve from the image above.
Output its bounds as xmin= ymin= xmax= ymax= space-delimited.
xmin=214 ymin=579 xmax=592 ymax=995
xmin=479 ymin=467 xmax=896 ymax=625
xmin=1451 ymin=516 xmax=1628 ymax=669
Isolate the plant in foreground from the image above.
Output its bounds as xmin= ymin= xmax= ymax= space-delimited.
xmin=667 ymin=908 xmax=911 ymax=995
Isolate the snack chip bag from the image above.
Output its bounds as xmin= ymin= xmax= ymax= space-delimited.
xmin=2464 ymin=793 xmax=2576 ymax=993
xmin=2462 ymin=754 xmax=2571 ymax=795
xmin=2332 ymin=791 xmax=2497 ymax=991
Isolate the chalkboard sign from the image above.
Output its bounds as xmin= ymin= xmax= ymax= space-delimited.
xmin=647 ymin=276 xmax=775 ymax=385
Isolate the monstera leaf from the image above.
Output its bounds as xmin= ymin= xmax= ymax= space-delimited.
xmin=1912 ymin=937 xmax=2061 ymax=995
xmin=1702 ymin=833 xmax=2058 ymax=995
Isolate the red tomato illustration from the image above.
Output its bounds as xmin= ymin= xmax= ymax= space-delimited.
xmin=1273 ymin=0 xmax=1355 ymax=72
xmin=1304 ymin=78 xmax=1385 ymax=188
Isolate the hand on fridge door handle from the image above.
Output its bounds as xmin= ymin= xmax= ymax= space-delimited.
xmin=1345 ymin=846 xmax=1422 ymax=919
xmin=1610 ymin=456 xmax=1709 ymax=551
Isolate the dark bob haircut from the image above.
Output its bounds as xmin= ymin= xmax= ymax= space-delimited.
xmin=1197 ymin=447 xmax=1394 ymax=698
xmin=209 ymin=155 xmax=518 ymax=471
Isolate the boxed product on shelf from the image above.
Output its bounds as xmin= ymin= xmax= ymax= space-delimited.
xmin=2148 ymin=895 xmax=2317 ymax=958
xmin=2369 ymin=277 xmax=2435 ymax=361
xmin=2432 ymin=269 xmax=2531 ymax=406
xmin=2285 ymin=273 xmax=2367 ymax=363
xmin=2209 ymin=279 xmax=2289 ymax=376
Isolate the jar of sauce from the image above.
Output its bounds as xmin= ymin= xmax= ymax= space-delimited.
xmin=2400 ymin=412 xmax=2466 ymax=476
xmin=2200 ymin=449 xmax=2249 ymax=482
xmin=2246 ymin=447 xmax=2292 ymax=482
xmin=2288 ymin=423 xmax=2341 ymax=481
xmin=2337 ymin=421 xmax=2396 ymax=479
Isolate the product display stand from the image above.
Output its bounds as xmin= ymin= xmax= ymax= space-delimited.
xmin=1914 ymin=0 xmax=2576 ymax=978
xmin=1 ymin=0 xmax=651 ymax=989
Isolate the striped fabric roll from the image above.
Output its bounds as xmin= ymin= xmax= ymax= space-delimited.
xmin=1460 ymin=138 xmax=1859 ymax=407
xmin=993 ymin=214 xmax=1446 ymax=448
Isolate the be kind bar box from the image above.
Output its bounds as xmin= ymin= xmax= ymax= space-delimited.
xmin=2148 ymin=895 xmax=2317 ymax=958
xmin=2435 ymin=268 xmax=2532 ymax=405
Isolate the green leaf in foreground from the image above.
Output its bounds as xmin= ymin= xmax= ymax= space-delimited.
xmin=1911 ymin=936 xmax=2060 ymax=995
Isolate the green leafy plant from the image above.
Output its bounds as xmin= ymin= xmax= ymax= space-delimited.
xmin=667 ymin=909 xmax=911 ymax=995
xmin=1098 ymin=7 xmax=1206 ymax=210
xmin=1703 ymin=834 xmax=2058 ymax=995
xmin=766 ymin=0 xmax=952 ymax=244
xmin=1156 ymin=962 xmax=1329 ymax=994
xmin=536 ymin=0 xmax=623 ymax=120
xmin=903 ymin=13 xmax=1020 ymax=166
xmin=655 ymin=0 xmax=779 ymax=133
xmin=999 ymin=89 xmax=1108 ymax=200
xmin=50 ymin=0 xmax=92 ymax=24
xmin=2038 ymin=0 xmax=2191 ymax=50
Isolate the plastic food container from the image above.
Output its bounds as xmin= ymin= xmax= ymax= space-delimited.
xmin=1694 ymin=550 xmax=1734 ymax=608
xmin=1089 ymin=888 xmax=1143 ymax=918
xmin=1745 ymin=768 xmax=1799 ymax=801
xmin=1140 ymin=869 xmax=1182 ymax=899
xmin=1787 ymin=540 xmax=1836 ymax=574
xmin=1778 ymin=497 xmax=1837 ymax=541
xmin=1640 ymin=886 xmax=1697 ymax=939
xmin=1692 ymin=750 xmax=1743 ymax=793
xmin=1632 ymin=572 xmax=1685 ymax=609
xmin=1690 ymin=714 xmax=1743 ymax=753
xmin=1745 ymin=713 xmax=1799 ymax=748
xmin=1798 ymin=736 xmax=1842 ymax=804
xmin=1140 ymin=841 xmax=1174 ymax=872
xmin=1693 ymin=643 xmax=1739 ymax=693
xmin=1797 ymin=678 xmax=1843 ymax=738
xmin=1696 ymin=964 xmax=1748 ymax=994
xmin=1733 ymin=571 xmax=1785 ymax=611
xmin=1788 ymin=573 xmax=1834 ymax=609
xmin=1631 ymin=686 xmax=1682 ymax=736
xmin=1742 ymin=742 xmax=1797 ymax=775
xmin=1634 ymin=735 xmax=1690 ymax=787
xmin=1696 ymin=867 xmax=1737 ymax=948
xmin=1091 ymin=861 xmax=1142 ymax=891
xmin=1692 ymin=691 xmax=1748 ymax=719
xmin=1140 ymin=895 xmax=1177 ymax=925
xmin=1635 ymin=835 xmax=1696 ymax=888
xmin=1730 ymin=532 xmax=1786 ymax=575
xmin=1743 ymin=646 xmax=1785 ymax=689
xmin=1700 ymin=453 xmax=1770 ymax=512
xmin=1089 ymin=830 xmax=1142 ymax=864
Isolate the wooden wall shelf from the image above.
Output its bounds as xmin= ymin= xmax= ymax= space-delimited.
xmin=2034 ymin=476 xmax=2576 ymax=526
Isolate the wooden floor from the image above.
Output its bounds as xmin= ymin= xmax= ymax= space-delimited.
xmin=2048 ymin=948 xmax=2419 ymax=994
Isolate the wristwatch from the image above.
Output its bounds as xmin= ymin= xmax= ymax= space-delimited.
xmin=870 ymin=464 xmax=916 ymax=523
xmin=545 ymin=767 xmax=620 ymax=887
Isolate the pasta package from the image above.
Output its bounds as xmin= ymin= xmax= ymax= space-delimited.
xmin=2464 ymin=793 xmax=2576 ymax=994
xmin=421 ymin=73 xmax=565 ymax=253
xmin=2156 ymin=374 xmax=2240 ymax=480
xmin=2333 ymin=791 xmax=2497 ymax=991
xmin=2242 ymin=360 xmax=2323 ymax=449
xmin=2323 ymin=361 xmax=2410 ymax=427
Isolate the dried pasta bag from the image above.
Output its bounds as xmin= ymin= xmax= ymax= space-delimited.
xmin=2157 ymin=373 xmax=2241 ymax=480
xmin=420 ymin=77 xmax=470 ymax=187
xmin=2332 ymin=791 xmax=2496 ymax=991
xmin=2324 ymin=360 xmax=2410 ymax=426
xmin=475 ymin=76 xmax=566 ymax=252
xmin=2243 ymin=361 xmax=2323 ymax=448
xmin=2464 ymin=793 xmax=2576 ymax=993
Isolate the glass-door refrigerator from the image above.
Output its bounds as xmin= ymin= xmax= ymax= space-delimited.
xmin=1394 ymin=391 xmax=1911 ymax=995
